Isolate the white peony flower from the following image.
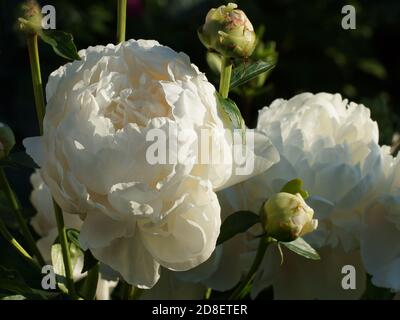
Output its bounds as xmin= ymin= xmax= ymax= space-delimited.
xmin=24 ymin=39 xmax=278 ymax=288
xmin=190 ymin=92 xmax=388 ymax=299
xmin=30 ymin=171 xmax=117 ymax=299
xmin=361 ymin=155 xmax=400 ymax=292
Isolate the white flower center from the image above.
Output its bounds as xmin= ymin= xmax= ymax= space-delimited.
xmin=96 ymin=73 xmax=172 ymax=130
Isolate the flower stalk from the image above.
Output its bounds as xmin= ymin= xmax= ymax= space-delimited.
xmin=27 ymin=34 xmax=45 ymax=134
xmin=0 ymin=217 xmax=41 ymax=271
xmin=229 ymin=235 xmax=272 ymax=299
xmin=122 ymin=282 xmax=143 ymax=300
xmin=219 ymin=56 xmax=232 ymax=98
xmin=116 ymin=0 xmax=127 ymax=43
xmin=53 ymin=201 xmax=77 ymax=298
xmin=25 ymin=16 xmax=77 ymax=298
xmin=0 ymin=168 xmax=45 ymax=266
xmin=204 ymin=287 xmax=212 ymax=300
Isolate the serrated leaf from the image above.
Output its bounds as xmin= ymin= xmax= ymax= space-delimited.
xmin=217 ymin=211 xmax=260 ymax=246
xmin=39 ymin=30 xmax=80 ymax=61
xmin=281 ymin=237 xmax=320 ymax=260
xmin=280 ymin=178 xmax=309 ymax=199
xmin=230 ymin=60 xmax=275 ymax=89
xmin=82 ymin=249 xmax=98 ymax=274
xmin=215 ymin=92 xmax=246 ymax=139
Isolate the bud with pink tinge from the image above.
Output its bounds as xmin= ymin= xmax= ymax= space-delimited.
xmin=198 ymin=3 xmax=256 ymax=58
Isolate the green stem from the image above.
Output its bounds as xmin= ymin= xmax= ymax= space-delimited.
xmin=131 ymin=286 xmax=143 ymax=300
xmin=229 ymin=235 xmax=271 ymax=300
xmin=0 ymin=168 xmax=45 ymax=266
xmin=0 ymin=218 xmax=41 ymax=271
xmin=122 ymin=282 xmax=143 ymax=300
xmin=27 ymin=34 xmax=46 ymax=134
xmin=27 ymin=31 xmax=78 ymax=299
xmin=204 ymin=287 xmax=212 ymax=300
xmin=53 ymin=200 xmax=77 ymax=298
xmin=219 ymin=56 xmax=233 ymax=98
xmin=116 ymin=0 xmax=127 ymax=43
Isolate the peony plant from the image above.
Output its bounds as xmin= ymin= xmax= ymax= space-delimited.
xmin=0 ymin=0 xmax=399 ymax=302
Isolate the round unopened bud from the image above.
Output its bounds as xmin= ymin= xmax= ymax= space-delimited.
xmin=0 ymin=123 xmax=16 ymax=159
xmin=18 ymin=0 xmax=43 ymax=34
xmin=261 ymin=192 xmax=318 ymax=242
xmin=198 ymin=3 xmax=256 ymax=58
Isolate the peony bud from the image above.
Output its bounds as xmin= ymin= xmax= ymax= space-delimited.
xmin=0 ymin=123 xmax=16 ymax=159
xmin=198 ymin=3 xmax=256 ymax=58
xmin=261 ymin=192 xmax=318 ymax=242
xmin=18 ymin=0 xmax=43 ymax=34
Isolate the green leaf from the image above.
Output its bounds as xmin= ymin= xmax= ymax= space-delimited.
xmin=277 ymin=243 xmax=284 ymax=265
xmin=51 ymin=242 xmax=82 ymax=291
xmin=66 ymin=228 xmax=81 ymax=249
xmin=0 ymin=152 xmax=39 ymax=170
xmin=51 ymin=244 xmax=68 ymax=292
xmin=39 ymin=30 xmax=81 ymax=61
xmin=217 ymin=211 xmax=260 ymax=246
xmin=280 ymin=178 xmax=309 ymax=199
xmin=1 ymin=295 xmax=26 ymax=300
xmin=281 ymin=237 xmax=320 ymax=260
xmin=0 ymin=266 xmax=56 ymax=300
xmin=358 ymin=58 xmax=387 ymax=80
xmin=82 ymin=249 xmax=99 ymax=274
xmin=215 ymin=92 xmax=246 ymax=139
xmin=230 ymin=60 xmax=275 ymax=89
xmin=79 ymin=263 xmax=99 ymax=300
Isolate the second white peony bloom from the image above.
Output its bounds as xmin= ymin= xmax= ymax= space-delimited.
xmin=185 ymin=92 xmax=389 ymax=299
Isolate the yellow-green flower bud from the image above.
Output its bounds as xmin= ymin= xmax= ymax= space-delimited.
xmin=198 ymin=3 xmax=256 ymax=58
xmin=261 ymin=192 xmax=318 ymax=242
xmin=18 ymin=0 xmax=43 ymax=35
xmin=0 ymin=123 xmax=16 ymax=159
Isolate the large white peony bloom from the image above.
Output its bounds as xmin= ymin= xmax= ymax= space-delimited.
xmin=190 ymin=92 xmax=389 ymax=299
xmin=30 ymin=171 xmax=118 ymax=299
xmin=24 ymin=39 xmax=278 ymax=288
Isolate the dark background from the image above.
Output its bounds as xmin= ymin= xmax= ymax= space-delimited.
xmin=2 ymin=0 xmax=400 ymax=141
xmin=0 ymin=0 xmax=399 ymax=276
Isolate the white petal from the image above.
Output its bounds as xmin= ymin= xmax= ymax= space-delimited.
xmin=91 ymin=232 xmax=161 ymax=288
